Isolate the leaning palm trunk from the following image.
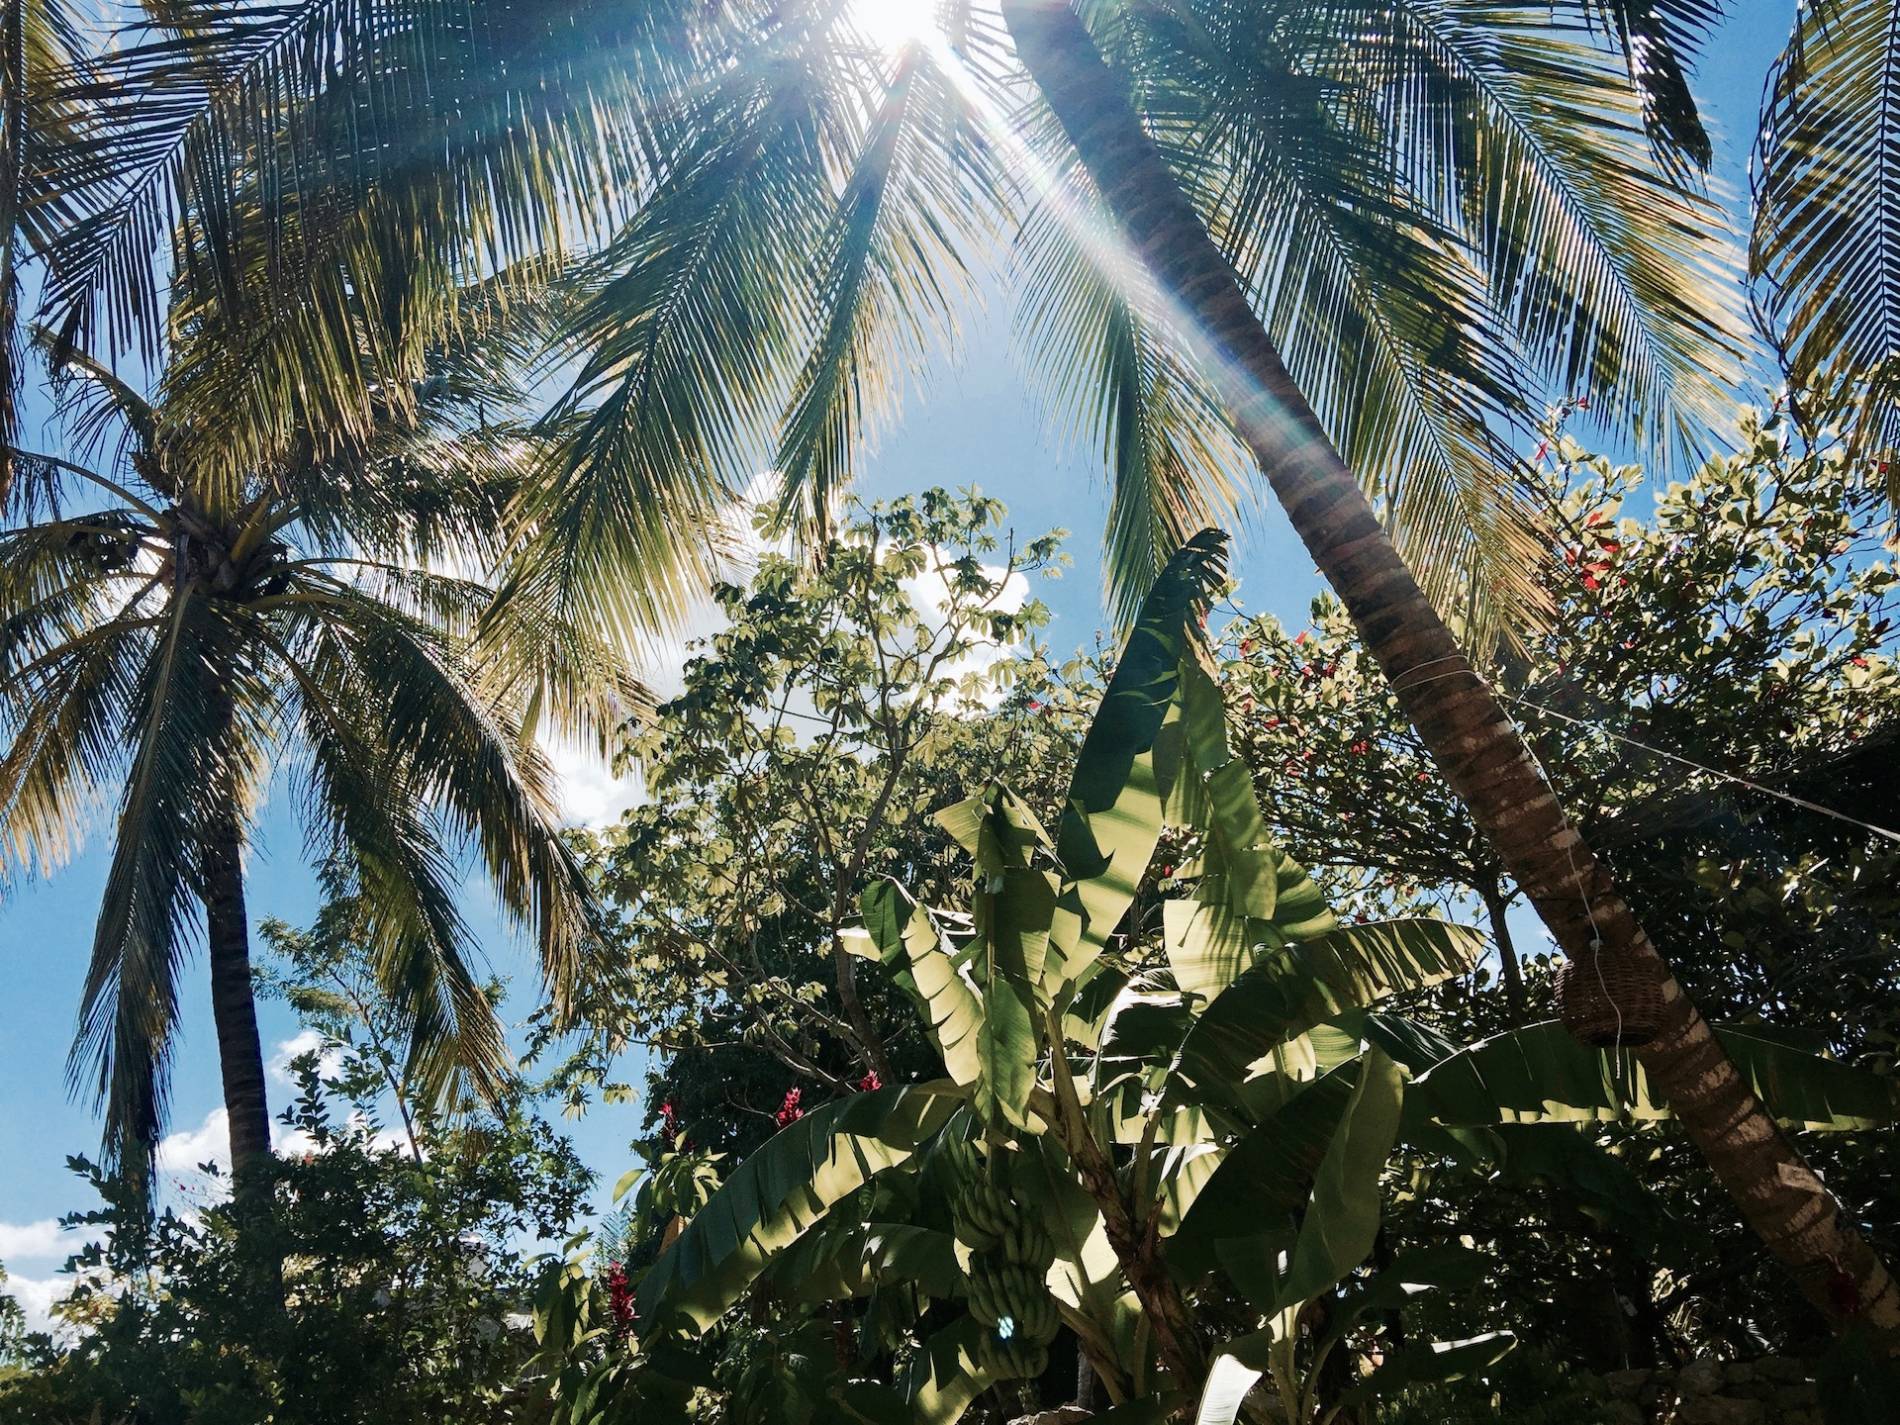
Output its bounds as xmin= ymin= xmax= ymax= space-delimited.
xmin=1002 ymin=0 xmax=1900 ymax=1335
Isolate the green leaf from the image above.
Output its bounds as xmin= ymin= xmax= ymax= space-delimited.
xmin=1273 ymin=1048 xmax=1404 ymax=1311
xmin=1049 ymin=531 xmax=1224 ymax=990
xmin=634 ymin=1082 xmax=963 ymax=1332
xmin=1170 ymin=922 xmax=1483 ymax=1108
xmin=1195 ymin=1333 xmax=1276 ymax=1425
xmin=904 ymin=1316 xmax=1002 ymax=1424
xmin=973 ymin=866 xmax=1055 ymax=1128
xmin=1413 ymin=1022 xmax=1900 ymax=1133
xmin=862 ymin=879 xmax=982 ymax=1087
xmin=1171 ymin=1063 xmax=1363 ymax=1277
xmin=766 ymin=1222 xmax=964 ymax=1305
xmin=1340 ymin=1332 xmax=1518 ymax=1407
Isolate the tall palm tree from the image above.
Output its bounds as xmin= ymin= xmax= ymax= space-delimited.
xmin=998 ymin=0 xmax=1899 ymax=1333
xmin=1755 ymin=0 xmax=1900 ymax=479
xmin=21 ymin=0 xmax=1890 ymax=1326
xmin=0 ymin=313 xmax=640 ymax=1183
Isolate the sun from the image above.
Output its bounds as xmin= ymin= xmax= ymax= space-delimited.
xmin=849 ymin=0 xmax=940 ymax=50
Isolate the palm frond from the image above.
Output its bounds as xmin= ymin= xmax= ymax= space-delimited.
xmin=276 ymin=583 xmax=604 ymax=1018
xmin=1014 ymin=181 xmax=1249 ymax=627
xmin=1568 ymin=0 xmax=1724 ymax=172
xmin=1755 ymin=0 xmax=1900 ymax=467
xmin=268 ymin=607 xmax=509 ymax=1110
xmin=772 ymin=43 xmax=1005 ymax=545
xmin=40 ymin=0 xmax=737 ymax=479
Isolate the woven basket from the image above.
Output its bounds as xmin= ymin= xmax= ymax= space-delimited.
xmin=1555 ymin=949 xmax=1665 ymax=1048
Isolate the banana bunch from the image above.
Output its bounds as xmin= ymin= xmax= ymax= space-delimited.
xmin=949 ymin=1170 xmax=1011 ymax=1252
xmin=973 ymin=1329 xmax=1052 ymax=1382
xmin=953 ymin=1150 xmax=1060 ymax=1381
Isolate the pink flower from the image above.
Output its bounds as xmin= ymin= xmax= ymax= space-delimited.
xmin=857 ymin=1071 xmax=882 ymax=1093
xmin=776 ymin=1087 xmax=805 ymax=1128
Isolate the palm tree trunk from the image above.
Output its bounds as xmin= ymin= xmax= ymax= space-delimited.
xmin=1001 ymin=0 xmax=1900 ymax=1336
xmin=203 ymin=800 xmax=272 ymax=1179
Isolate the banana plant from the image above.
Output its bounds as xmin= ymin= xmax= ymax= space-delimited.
xmin=533 ymin=533 xmax=1900 ymax=1425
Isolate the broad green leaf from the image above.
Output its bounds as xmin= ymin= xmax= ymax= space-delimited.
xmin=765 ymin=1222 xmax=964 ymax=1305
xmin=904 ymin=1316 xmax=1001 ymax=1423
xmin=1171 ymin=1063 xmax=1363 ymax=1276
xmin=1272 ymin=1049 xmax=1404 ymax=1311
xmin=1413 ymin=1022 xmax=1900 ymax=1133
xmin=1340 ymin=1332 xmax=1517 ymax=1407
xmin=935 ymin=781 xmax=1048 ymax=875
xmin=1051 ymin=533 xmax=1225 ymax=990
xmin=862 ymin=880 xmax=982 ymax=1087
xmin=972 ymin=866 xmax=1054 ymax=1128
xmin=1018 ymin=1134 xmax=1146 ymax=1378
xmin=635 ymin=1083 xmax=962 ymax=1331
xmin=1170 ymin=922 xmax=1482 ymax=1108
xmin=1195 ymin=1332 xmax=1275 ymax=1425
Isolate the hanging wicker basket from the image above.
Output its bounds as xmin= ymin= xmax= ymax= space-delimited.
xmin=1555 ymin=947 xmax=1666 ymax=1048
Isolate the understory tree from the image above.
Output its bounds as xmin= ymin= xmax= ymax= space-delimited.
xmin=1221 ymin=405 xmax=1900 ymax=1358
xmin=545 ymin=490 xmax=1078 ymax=1154
xmin=530 ymin=536 xmax=1895 ymax=1424
xmin=0 ymin=902 xmax=595 ymax=1425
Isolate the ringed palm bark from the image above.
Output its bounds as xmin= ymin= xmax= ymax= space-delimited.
xmin=1001 ymin=0 xmax=1900 ymax=1334
xmin=0 ymin=318 xmax=641 ymax=1183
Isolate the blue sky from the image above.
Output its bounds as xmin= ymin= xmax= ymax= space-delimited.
xmin=0 ymin=1 xmax=1798 ymax=1321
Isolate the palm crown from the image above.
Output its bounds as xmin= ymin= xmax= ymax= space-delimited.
xmin=0 ymin=311 xmax=638 ymax=1174
xmin=26 ymin=0 xmax=1744 ymax=629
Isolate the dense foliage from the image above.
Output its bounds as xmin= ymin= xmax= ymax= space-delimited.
xmin=527 ymin=522 xmax=1900 ymax=1423
xmin=0 ymin=915 xmax=594 ymax=1425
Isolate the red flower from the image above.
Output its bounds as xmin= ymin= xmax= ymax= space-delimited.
xmin=1349 ymin=740 xmax=1370 ymax=756
xmin=1294 ymin=631 xmax=1310 ymax=645
xmin=776 ymin=1087 xmax=805 ymax=1128
xmin=857 ymin=1071 xmax=882 ymax=1093
xmin=1239 ymin=638 xmax=1255 ymax=654
xmin=1852 ymin=656 xmax=1871 ymax=669
xmin=1027 ymin=699 xmax=1042 ymax=711
xmin=604 ymin=1261 xmax=637 ymax=1343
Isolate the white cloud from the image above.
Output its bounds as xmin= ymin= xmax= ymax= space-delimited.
xmin=0 ymin=1218 xmax=67 ymax=1264
xmin=545 ymin=737 xmax=646 ymax=832
xmin=6 ymin=1269 xmax=76 ymax=1338
xmin=156 ymin=1106 xmax=232 ymax=1177
xmin=268 ymin=1028 xmax=346 ymax=1086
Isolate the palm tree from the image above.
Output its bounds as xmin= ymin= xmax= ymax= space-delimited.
xmin=1755 ymin=0 xmax=1900 ymax=478
xmin=997 ymin=0 xmax=1899 ymax=1332
xmin=21 ymin=0 xmax=1892 ymax=1326
xmin=0 ymin=313 xmax=639 ymax=1184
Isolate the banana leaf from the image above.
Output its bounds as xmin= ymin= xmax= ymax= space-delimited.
xmin=635 ymin=1082 xmax=963 ymax=1331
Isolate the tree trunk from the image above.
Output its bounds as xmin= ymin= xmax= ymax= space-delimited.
xmin=1482 ymin=885 xmax=1527 ymax=1024
xmin=203 ymin=801 xmax=272 ymax=1179
xmin=1001 ymin=0 xmax=1900 ymax=1336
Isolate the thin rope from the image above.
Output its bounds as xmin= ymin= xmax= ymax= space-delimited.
xmin=1378 ymin=661 xmax=1900 ymax=847
xmin=1502 ymin=695 xmax=1900 ymax=847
